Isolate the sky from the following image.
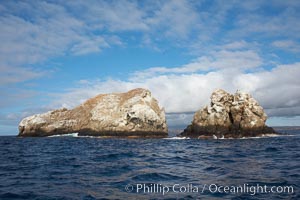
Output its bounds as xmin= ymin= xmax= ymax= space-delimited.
xmin=1 ymin=0 xmax=300 ymax=135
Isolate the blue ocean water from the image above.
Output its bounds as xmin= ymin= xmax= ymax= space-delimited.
xmin=0 ymin=129 xmax=299 ymax=200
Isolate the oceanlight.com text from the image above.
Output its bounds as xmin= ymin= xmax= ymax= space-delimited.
xmin=125 ymin=183 xmax=294 ymax=196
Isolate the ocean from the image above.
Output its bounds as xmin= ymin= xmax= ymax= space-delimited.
xmin=0 ymin=128 xmax=299 ymax=200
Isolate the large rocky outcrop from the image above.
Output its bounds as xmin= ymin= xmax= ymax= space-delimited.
xmin=180 ymin=89 xmax=276 ymax=138
xmin=18 ymin=88 xmax=168 ymax=137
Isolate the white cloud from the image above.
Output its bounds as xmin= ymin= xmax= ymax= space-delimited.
xmin=1 ymin=0 xmax=300 ymax=131
xmin=0 ymin=1 xmax=108 ymax=85
xmin=146 ymin=0 xmax=198 ymax=38
xmin=0 ymin=0 xmax=202 ymax=86
xmin=132 ymin=50 xmax=263 ymax=80
xmin=272 ymin=40 xmax=300 ymax=52
xmin=0 ymin=66 xmax=45 ymax=85
xmin=232 ymin=2 xmax=300 ymax=39
xmin=0 ymin=106 xmax=51 ymax=129
xmin=1 ymin=0 xmax=298 ymax=86
xmin=50 ymin=54 xmax=300 ymax=120
xmin=70 ymin=36 xmax=109 ymax=55
xmin=74 ymin=0 xmax=149 ymax=32
xmin=0 ymin=2 xmax=85 ymax=65
xmin=220 ymin=41 xmax=249 ymax=50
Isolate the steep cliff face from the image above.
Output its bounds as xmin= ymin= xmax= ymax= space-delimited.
xmin=180 ymin=89 xmax=275 ymax=138
xmin=19 ymin=88 xmax=168 ymax=137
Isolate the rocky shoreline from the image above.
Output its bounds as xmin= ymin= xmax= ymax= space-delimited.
xmin=179 ymin=89 xmax=276 ymax=138
xmin=18 ymin=88 xmax=277 ymax=138
xmin=18 ymin=88 xmax=168 ymax=137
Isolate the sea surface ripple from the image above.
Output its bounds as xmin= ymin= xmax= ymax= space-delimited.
xmin=0 ymin=129 xmax=299 ymax=199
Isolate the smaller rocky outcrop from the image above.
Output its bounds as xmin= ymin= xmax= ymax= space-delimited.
xmin=18 ymin=88 xmax=168 ymax=137
xmin=179 ymin=89 xmax=276 ymax=138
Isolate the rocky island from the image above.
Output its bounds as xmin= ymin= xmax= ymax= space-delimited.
xmin=18 ymin=88 xmax=168 ymax=137
xmin=179 ymin=89 xmax=276 ymax=138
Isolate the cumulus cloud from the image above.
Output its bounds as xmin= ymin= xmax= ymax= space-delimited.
xmin=51 ymin=57 xmax=300 ymax=120
xmin=3 ymin=54 xmax=300 ymax=130
xmin=1 ymin=0 xmax=300 ymax=132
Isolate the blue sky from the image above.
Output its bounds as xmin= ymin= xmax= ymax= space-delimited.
xmin=1 ymin=0 xmax=300 ymax=135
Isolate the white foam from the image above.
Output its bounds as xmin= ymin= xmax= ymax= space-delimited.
xmin=225 ymin=134 xmax=295 ymax=140
xmin=47 ymin=133 xmax=118 ymax=139
xmin=48 ymin=132 xmax=79 ymax=137
xmin=164 ymin=137 xmax=190 ymax=140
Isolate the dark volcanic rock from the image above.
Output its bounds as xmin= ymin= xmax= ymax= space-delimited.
xmin=179 ymin=89 xmax=276 ymax=138
xmin=18 ymin=88 xmax=168 ymax=137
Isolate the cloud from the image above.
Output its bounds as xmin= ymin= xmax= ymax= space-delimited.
xmin=232 ymin=1 xmax=300 ymax=39
xmin=272 ymin=40 xmax=300 ymax=53
xmin=49 ymin=54 xmax=300 ymax=119
xmin=0 ymin=88 xmax=39 ymax=108
xmin=65 ymin=0 xmax=151 ymax=32
xmin=166 ymin=112 xmax=194 ymax=128
xmin=0 ymin=0 xmax=202 ymax=86
xmin=1 ymin=0 xmax=300 ymax=132
xmin=0 ymin=2 xmax=84 ymax=65
xmin=0 ymin=1 xmax=105 ymax=86
xmin=0 ymin=106 xmax=51 ymax=133
xmin=1 ymin=0 xmax=299 ymax=62
xmin=220 ymin=41 xmax=249 ymax=50
xmin=70 ymin=36 xmax=109 ymax=55
xmin=81 ymin=0 xmax=149 ymax=32
xmin=1 ymin=0 xmax=298 ymax=79
xmin=0 ymin=66 xmax=45 ymax=85
xmin=146 ymin=0 xmax=198 ymax=38
xmin=131 ymin=49 xmax=263 ymax=80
